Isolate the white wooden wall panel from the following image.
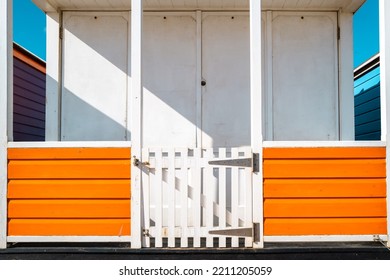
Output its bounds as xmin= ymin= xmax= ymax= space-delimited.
xmin=201 ymin=13 xmax=250 ymax=148
xmin=272 ymin=12 xmax=338 ymax=141
xmin=143 ymin=14 xmax=197 ymax=147
xmin=62 ymin=12 xmax=129 ymax=141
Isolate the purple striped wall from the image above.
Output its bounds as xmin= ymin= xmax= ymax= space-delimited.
xmin=13 ymin=45 xmax=46 ymax=141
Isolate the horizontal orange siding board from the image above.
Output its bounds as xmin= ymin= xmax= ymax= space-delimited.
xmin=8 ymin=219 xmax=130 ymax=236
xmin=8 ymin=160 xmax=131 ymax=179
xmin=8 ymin=200 xmax=130 ymax=218
xmin=264 ymin=178 xmax=386 ymax=198
xmin=264 ymin=198 xmax=387 ymax=218
xmin=8 ymin=147 xmax=131 ymax=160
xmin=8 ymin=180 xmax=131 ymax=199
xmin=263 ymin=147 xmax=385 ymax=159
xmin=264 ymin=218 xmax=387 ymax=235
xmin=263 ymin=159 xmax=385 ymax=178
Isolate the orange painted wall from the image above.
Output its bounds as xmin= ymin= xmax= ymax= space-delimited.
xmin=263 ymin=147 xmax=387 ymax=235
xmin=7 ymin=147 xmax=131 ymax=236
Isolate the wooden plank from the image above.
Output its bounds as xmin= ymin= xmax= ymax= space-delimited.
xmin=263 ymin=147 xmax=386 ymax=159
xmin=8 ymin=160 xmax=131 ymax=179
xmin=263 ymin=159 xmax=386 ymax=178
xmin=205 ymin=148 xmax=214 ymax=248
xmin=264 ymin=218 xmax=387 ymax=235
xmin=14 ymin=57 xmax=46 ymax=82
xmin=154 ymin=148 xmax=163 ymax=247
xmin=180 ymin=148 xmax=189 ymax=248
xmin=193 ymin=148 xmax=202 ymax=247
xmin=141 ymin=148 xmax=150 ymax=247
xmin=8 ymin=147 xmax=131 ymax=160
xmin=8 ymin=219 xmax=130 ymax=236
xmin=231 ymin=148 xmax=239 ymax=247
xmin=8 ymin=179 xmax=130 ymax=199
xmin=168 ymin=148 xmax=175 ymax=247
xmin=218 ymin=148 xmax=227 ymax=247
xmin=244 ymin=148 xmax=252 ymax=247
xmin=264 ymin=178 xmax=386 ymax=198
xmin=264 ymin=198 xmax=387 ymax=218
xmin=8 ymin=200 xmax=130 ymax=218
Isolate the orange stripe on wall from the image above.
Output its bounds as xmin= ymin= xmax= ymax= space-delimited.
xmin=264 ymin=178 xmax=386 ymax=198
xmin=8 ymin=219 xmax=130 ymax=236
xmin=8 ymin=180 xmax=130 ymax=199
xmin=8 ymin=147 xmax=131 ymax=160
xmin=263 ymin=147 xmax=386 ymax=159
xmin=8 ymin=200 xmax=130 ymax=218
xmin=263 ymin=159 xmax=385 ymax=178
xmin=8 ymin=160 xmax=131 ymax=179
xmin=264 ymin=218 xmax=387 ymax=235
xmin=264 ymin=198 xmax=387 ymax=218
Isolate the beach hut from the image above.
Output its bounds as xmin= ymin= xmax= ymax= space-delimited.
xmin=1 ymin=0 xmax=389 ymax=249
xmin=13 ymin=43 xmax=46 ymax=142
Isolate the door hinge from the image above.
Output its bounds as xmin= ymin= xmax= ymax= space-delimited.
xmin=59 ymin=26 xmax=63 ymax=40
xmin=337 ymin=26 xmax=340 ymax=40
xmin=208 ymin=153 xmax=259 ymax=172
xmin=209 ymin=223 xmax=260 ymax=242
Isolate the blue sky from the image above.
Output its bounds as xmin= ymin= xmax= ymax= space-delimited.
xmin=14 ymin=0 xmax=379 ymax=66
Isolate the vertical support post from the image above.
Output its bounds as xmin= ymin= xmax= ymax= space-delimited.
xmin=250 ymin=0 xmax=263 ymax=248
xmin=379 ymin=0 xmax=390 ymax=247
xmin=265 ymin=11 xmax=273 ymax=141
xmin=0 ymin=0 xmax=12 ymax=249
xmin=131 ymin=0 xmax=143 ymax=249
xmin=196 ymin=10 xmax=202 ymax=148
xmin=46 ymin=13 xmax=61 ymax=141
xmin=338 ymin=11 xmax=354 ymax=140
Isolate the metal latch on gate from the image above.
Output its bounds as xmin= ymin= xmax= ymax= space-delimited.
xmin=209 ymin=223 xmax=260 ymax=242
xmin=133 ymin=156 xmax=150 ymax=167
xmin=208 ymin=153 xmax=259 ymax=172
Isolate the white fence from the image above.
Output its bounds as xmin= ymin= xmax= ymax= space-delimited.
xmin=141 ymin=147 xmax=253 ymax=248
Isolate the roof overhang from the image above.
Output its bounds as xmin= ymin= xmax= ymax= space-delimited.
xmin=33 ymin=0 xmax=366 ymax=13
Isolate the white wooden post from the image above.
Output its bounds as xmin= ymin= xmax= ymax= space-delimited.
xmin=338 ymin=11 xmax=354 ymax=140
xmin=379 ymin=0 xmax=390 ymax=247
xmin=0 ymin=0 xmax=12 ymax=249
xmin=250 ymin=0 xmax=264 ymax=248
xmin=131 ymin=0 xmax=143 ymax=249
xmin=46 ymin=13 xmax=61 ymax=141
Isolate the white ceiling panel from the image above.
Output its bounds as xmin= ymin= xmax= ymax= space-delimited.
xmin=33 ymin=0 xmax=366 ymax=12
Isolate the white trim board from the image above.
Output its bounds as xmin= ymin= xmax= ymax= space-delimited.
xmin=250 ymin=0 xmax=264 ymax=249
xmin=8 ymin=141 xmax=132 ymax=148
xmin=0 ymin=0 xmax=12 ymax=250
xmin=7 ymin=236 xmax=131 ymax=243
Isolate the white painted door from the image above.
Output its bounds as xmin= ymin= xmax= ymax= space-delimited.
xmin=62 ymin=12 xmax=129 ymax=141
xmin=142 ymin=14 xmax=197 ymax=147
xmin=201 ymin=13 xmax=251 ymax=148
xmin=272 ymin=12 xmax=339 ymax=140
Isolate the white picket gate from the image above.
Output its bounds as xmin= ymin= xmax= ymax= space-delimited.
xmin=141 ymin=147 xmax=253 ymax=248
